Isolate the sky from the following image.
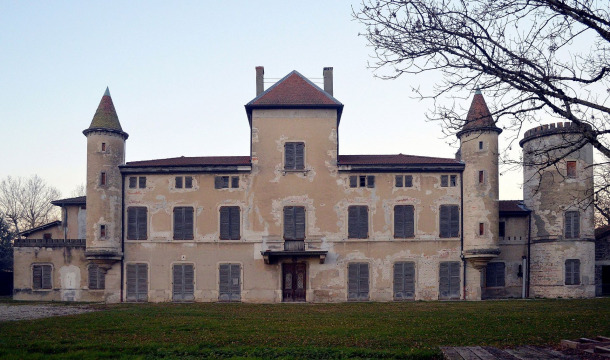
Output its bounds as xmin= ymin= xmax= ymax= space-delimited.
xmin=1 ymin=1 xmax=526 ymax=200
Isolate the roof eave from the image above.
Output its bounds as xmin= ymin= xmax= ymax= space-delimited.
xmin=119 ymin=164 xmax=252 ymax=174
xmin=337 ymin=163 xmax=464 ymax=172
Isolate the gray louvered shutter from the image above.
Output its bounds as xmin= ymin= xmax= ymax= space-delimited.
xmin=349 ymin=175 xmax=357 ymax=188
xmin=175 ymin=176 xmax=183 ymax=188
xmin=394 ymin=206 xmax=405 ymax=238
xmin=137 ymin=208 xmax=147 ymax=240
xmin=405 ymin=175 xmax=412 ymax=187
xmin=295 ymin=142 xmax=305 ymax=169
xmin=173 ymin=264 xmax=184 ymax=301
xmin=220 ymin=207 xmax=230 ymax=240
xmin=126 ymin=264 xmax=137 ymax=301
xmin=439 ymin=262 xmax=450 ymax=299
xmin=185 ymin=176 xmax=192 ymax=188
xmin=394 ymin=262 xmax=415 ymax=300
xmin=284 ymin=207 xmax=295 ymax=240
xmin=295 ymin=206 xmax=305 ymax=240
xmin=450 ymin=205 xmax=459 ymax=237
xmin=89 ymin=265 xmax=98 ymax=289
xmin=359 ymin=207 xmax=369 ymax=239
xmin=348 ymin=264 xmax=359 ymax=300
xmin=184 ymin=265 xmax=194 ymax=301
xmin=449 ymin=262 xmax=460 ymax=299
xmin=139 ymin=177 xmax=146 ymax=188
xmin=441 ymin=175 xmax=448 ymax=187
xmin=127 ymin=208 xmax=137 ymax=239
xmin=184 ymin=208 xmax=194 ymax=239
xmin=573 ymin=213 xmax=580 ymax=238
xmin=231 ymin=176 xmax=239 ymax=188
xmin=565 ymin=212 xmax=573 ymax=238
xmin=230 ymin=264 xmax=241 ymax=301
xmin=404 ymin=206 xmax=414 ymax=237
xmin=219 ymin=264 xmax=230 ymax=301
xmin=285 ymin=143 xmax=295 ymax=169
xmin=359 ymin=263 xmax=369 ymax=300
xmin=222 ymin=176 xmax=229 ymax=188
xmin=41 ymin=265 xmax=52 ymax=289
xmin=99 ymin=267 xmax=105 ymax=289
xmin=395 ymin=175 xmax=403 ymax=187
xmin=136 ymin=264 xmax=148 ymax=301
xmin=348 ymin=206 xmax=358 ymax=238
xmin=439 ymin=206 xmax=450 ymax=237
xmin=174 ymin=208 xmax=183 ymax=239
xmin=367 ymin=175 xmax=375 ymax=188
xmin=129 ymin=177 xmax=137 ymax=188
xmin=33 ymin=265 xmax=42 ymax=289
xmin=393 ymin=263 xmax=404 ymax=299
xmin=215 ymin=176 xmax=223 ymax=189
xmin=230 ymin=207 xmax=240 ymax=240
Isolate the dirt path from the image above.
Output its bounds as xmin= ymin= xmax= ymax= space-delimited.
xmin=0 ymin=304 xmax=98 ymax=321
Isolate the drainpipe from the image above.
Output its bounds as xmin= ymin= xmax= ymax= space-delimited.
xmin=526 ymin=212 xmax=531 ymax=298
xmin=460 ymin=172 xmax=466 ymax=300
xmin=120 ymin=173 xmax=125 ymax=302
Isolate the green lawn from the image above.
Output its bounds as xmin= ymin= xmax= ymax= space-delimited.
xmin=1 ymin=298 xmax=609 ymax=359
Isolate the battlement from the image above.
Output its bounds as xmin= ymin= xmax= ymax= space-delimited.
xmin=519 ymin=122 xmax=590 ymax=147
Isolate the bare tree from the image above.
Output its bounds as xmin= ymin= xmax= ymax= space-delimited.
xmin=354 ymin=0 xmax=610 ymax=156
xmin=70 ymin=183 xmax=86 ymax=198
xmin=0 ymin=175 xmax=61 ymax=234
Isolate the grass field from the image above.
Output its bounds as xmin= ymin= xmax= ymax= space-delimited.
xmin=1 ymin=298 xmax=609 ymax=359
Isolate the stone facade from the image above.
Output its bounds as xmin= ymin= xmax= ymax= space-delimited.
xmin=13 ymin=68 xmax=600 ymax=302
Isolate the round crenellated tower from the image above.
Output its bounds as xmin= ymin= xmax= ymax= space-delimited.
xmin=520 ymin=122 xmax=595 ymax=298
xmin=457 ymin=89 xmax=502 ymax=300
xmin=82 ymin=88 xmax=128 ymax=267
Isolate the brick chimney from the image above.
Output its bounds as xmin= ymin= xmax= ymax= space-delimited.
xmin=323 ymin=67 xmax=333 ymax=96
xmin=256 ymin=66 xmax=264 ymax=96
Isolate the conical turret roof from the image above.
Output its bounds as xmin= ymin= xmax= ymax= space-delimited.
xmin=83 ymin=87 xmax=128 ymax=138
xmin=457 ymin=89 xmax=502 ymax=137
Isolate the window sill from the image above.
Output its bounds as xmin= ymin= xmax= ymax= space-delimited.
xmin=282 ymin=169 xmax=309 ymax=175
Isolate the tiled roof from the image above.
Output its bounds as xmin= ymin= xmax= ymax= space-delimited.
xmin=247 ymin=71 xmax=342 ymax=107
xmin=499 ymin=200 xmax=530 ymax=214
xmin=460 ymin=91 xmax=500 ymax=133
xmin=18 ymin=220 xmax=62 ymax=236
xmin=51 ymin=196 xmax=86 ymax=206
xmin=124 ymin=156 xmax=251 ymax=167
xmin=338 ymin=154 xmax=461 ymax=165
xmin=85 ymin=87 xmax=126 ymax=133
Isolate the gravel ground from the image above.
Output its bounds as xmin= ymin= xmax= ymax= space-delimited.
xmin=0 ymin=304 xmax=98 ymax=321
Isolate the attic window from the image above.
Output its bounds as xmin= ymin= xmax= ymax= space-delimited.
xmin=101 ymin=142 xmax=106 ymax=151
xmin=100 ymin=225 xmax=107 ymax=238
xmin=175 ymin=176 xmax=193 ymax=189
xmin=349 ymin=175 xmax=375 ymax=188
xmin=441 ymin=175 xmax=457 ymax=187
xmin=395 ymin=175 xmax=413 ymax=188
xmin=478 ymin=141 xmax=483 ymax=150
xmin=215 ymin=176 xmax=239 ymax=189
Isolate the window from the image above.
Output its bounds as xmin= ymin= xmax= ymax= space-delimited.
xmin=219 ymin=264 xmax=241 ymax=302
xmin=101 ymin=142 xmax=106 ymax=151
xmin=441 ymin=175 xmax=457 ymax=187
xmin=129 ymin=177 xmax=137 ymax=188
xmin=348 ymin=205 xmax=369 ymax=239
xmin=43 ymin=233 xmax=52 ymax=240
xmin=565 ymin=259 xmax=581 ymax=285
xmin=567 ymin=161 xmax=577 ymax=178
xmin=439 ymin=205 xmax=459 ymax=238
xmin=215 ymin=176 xmax=239 ymax=189
xmin=565 ymin=211 xmax=580 ymax=239
xmin=175 ymin=176 xmax=193 ymax=189
xmin=478 ymin=141 xmax=483 ymax=150
xmin=138 ymin=176 xmax=146 ymax=188
xmin=479 ymin=222 xmax=485 ymax=236
xmin=284 ymin=206 xmax=305 ymax=240
xmin=284 ymin=142 xmax=305 ymax=170
xmin=127 ymin=207 xmax=147 ymax=240
xmin=220 ymin=206 xmax=240 ymax=240
xmin=394 ymin=205 xmax=415 ymax=238
xmin=32 ymin=264 xmax=52 ymax=290
xmin=126 ymin=263 xmax=148 ymax=302
xmin=173 ymin=207 xmax=194 ymax=240
xmin=499 ymin=221 xmax=506 ymax=238
xmin=349 ymin=175 xmax=375 ymax=188
xmin=479 ymin=171 xmax=485 ymax=184
xmin=348 ymin=263 xmax=369 ymax=301
xmin=129 ymin=176 xmax=147 ymax=189
xmin=395 ymin=175 xmax=413 ymax=188
xmin=173 ymin=264 xmax=194 ymax=302
xmin=100 ymin=172 xmax=107 ymax=186
xmin=486 ymin=262 xmax=505 ymax=287
xmin=88 ymin=264 xmax=105 ymax=290
xmin=439 ymin=262 xmax=460 ymax=300
xmin=393 ymin=262 xmax=415 ymax=300
xmin=100 ymin=224 xmax=107 ymax=238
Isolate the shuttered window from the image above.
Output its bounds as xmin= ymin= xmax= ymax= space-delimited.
xmin=215 ymin=176 xmax=239 ymax=189
xmin=485 ymin=262 xmax=505 ymax=287
xmin=441 ymin=175 xmax=448 ymax=187
xmin=565 ymin=259 xmax=581 ymax=285
xmin=174 ymin=207 xmax=194 ymax=240
xmin=284 ymin=142 xmax=305 ymax=170
xmin=219 ymin=263 xmax=241 ymax=302
xmin=394 ymin=205 xmax=415 ymax=238
xmin=126 ymin=263 xmax=148 ymax=302
xmin=88 ymin=264 xmax=106 ymax=290
xmin=173 ymin=264 xmax=195 ymax=302
xmin=138 ymin=176 xmax=146 ymax=188
xmin=129 ymin=176 xmax=137 ymax=188
xmin=348 ymin=205 xmax=368 ymax=239
xmin=565 ymin=211 xmax=580 ymax=239
xmin=175 ymin=176 xmax=183 ymax=188
xmin=439 ymin=205 xmax=460 ymax=238
xmin=284 ymin=206 xmax=306 ymax=240
xmin=393 ymin=262 xmax=415 ymax=300
xmin=439 ymin=262 xmax=460 ymax=300
xmin=348 ymin=263 xmax=369 ymax=301
xmin=349 ymin=175 xmax=375 ymax=188
xmin=395 ymin=175 xmax=413 ymax=187
xmin=220 ymin=206 xmax=240 ymax=240
xmin=32 ymin=264 xmax=52 ymax=290
xmin=127 ymin=207 xmax=147 ymax=240
xmin=185 ymin=176 xmax=193 ymax=188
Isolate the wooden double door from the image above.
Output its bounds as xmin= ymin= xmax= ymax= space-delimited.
xmin=282 ymin=263 xmax=306 ymax=302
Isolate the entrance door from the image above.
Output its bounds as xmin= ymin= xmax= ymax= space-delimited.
xmin=603 ymin=265 xmax=610 ymax=296
xmin=282 ymin=263 xmax=306 ymax=302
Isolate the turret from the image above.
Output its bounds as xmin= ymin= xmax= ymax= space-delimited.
xmin=83 ymin=88 xmax=128 ymax=264
xmin=520 ymin=122 xmax=595 ymax=298
xmin=457 ymin=90 xmax=502 ymax=300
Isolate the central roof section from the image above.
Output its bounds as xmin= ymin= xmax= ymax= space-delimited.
xmin=245 ymin=70 xmax=343 ymax=124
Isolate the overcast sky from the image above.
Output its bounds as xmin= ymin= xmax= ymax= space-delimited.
xmin=1 ymin=1 xmax=528 ymax=200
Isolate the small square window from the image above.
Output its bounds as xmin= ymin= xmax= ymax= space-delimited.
xmin=101 ymin=142 xmax=106 ymax=151
xmin=566 ymin=161 xmax=577 ymax=178
xmin=185 ymin=176 xmax=193 ymax=188
xmin=128 ymin=177 xmax=137 ymax=189
xmin=395 ymin=175 xmax=403 ymax=187
xmin=175 ymin=176 xmax=183 ymax=189
xmin=138 ymin=177 xmax=146 ymax=188
xmin=100 ymin=225 xmax=106 ymax=238
xmin=450 ymin=175 xmax=457 ymax=186
xmin=100 ymin=172 xmax=107 ymax=186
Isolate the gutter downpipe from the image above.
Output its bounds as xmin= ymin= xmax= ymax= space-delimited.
xmin=526 ymin=212 xmax=532 ymax=298
xmin=460 ymin=171 xmax=466 ymax=300
xmin=120 ymin=173 xmax=125 ymax=302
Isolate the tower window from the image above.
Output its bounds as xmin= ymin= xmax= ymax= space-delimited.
xmin=100 ymin=172 xmax=107 ymax=186
xmin=499 ymin=221 xmax=506 ymax=238
xmin=566 ymin=161 xmax=577 ymax=178
xmin=284 ymin=142 xmax=305 ymax=170
xmin=478 ymin=171 xmax=485 ymax=184
xmin=479 ymin=223 xmax=485 ymax=236
xmin=100 ymin=224 xmax=106 ymax=238
xmin=478 ymin=141 xmax=483 ymax=150
xmin=565 ymin=211 xmax=580 ymax=238
xmin=101 ymin=142 xmax=106 ymax=151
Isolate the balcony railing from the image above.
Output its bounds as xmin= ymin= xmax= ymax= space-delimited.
xmin=13 ymin=238 xmax=86 ymax=248
xmin=284 ymin=240 xmax=305 ymax=251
